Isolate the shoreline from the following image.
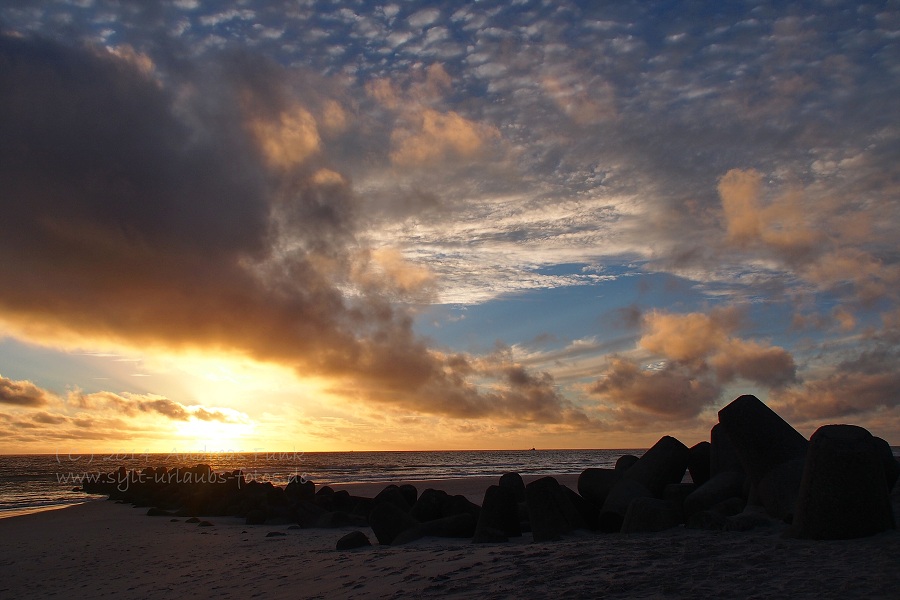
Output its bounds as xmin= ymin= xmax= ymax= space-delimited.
xmin=0 ymin=500 xmax=91 ymax=520
xmin=0 ymin=475 xmax=898 ymax=599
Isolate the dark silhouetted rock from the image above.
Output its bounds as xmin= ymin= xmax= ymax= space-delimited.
xmin=755 ymin=456 xmax=806 ymax=522
xmin=399 ymin=484 xmax=418 ymax=507
xmin=410 ymin=488 xmax=449 ymax=522
xmin=619 ymin=436 xmax=690 ymax=497
xmin=313 ymin=510 xmax=368 ymax=529
xmin=474 ymin=485 xmax=521 ymax=542
xmin=392 ymin=512 xmax=478 ymax=545
xmin=330 ymin=490 xmax=354 ymax=512
xmin=373 ymin=485 xmax=412 ymax=513
xmin=598 ymin=479 xmax=653 ymax=532
xmin=284 ymin=476 xmax=315 ymax=503
xmin=369 ymin=502 xmax=419 ymax=545
xmin=441 ymin=494 xmax=481 ymax=521
xmin=710 ymin=423 xmax=744 ymax=476
xmin=792 ymin=424 xmax=895 ymax=540
xmin=577 ymin=468 xmax=620 ymax=508
xmin=499 ymin=472 xmax=526 ymax=503
xmin=598 ymin=436 xmax=689 ymax=531
xmin=389 ymin=527 xmax=422 ymax=546
xmin=725 ymin=509 xmax=776 ymax=532
xmin=146 ymin=507 xmax=173 ymax=517
xmin=688 ymin=442 xmax=711 ymax=486
xmin=683 ymin=470 xmax=746 ymax=519
xmin=718 ymin=395 xmax=809 ymax=480
xmin=662 ymin=483 xmax=695 ymax=523
xmin=686 ymin=509 xmax=727 ymax=531
xmin=245 ymin=508 xmax=267 ymax=525
xmin=424 ymin=512 xmax=477 ymax=537
xmin=717 ymin=395 xmax=808 ymax=520
xmin=296 ymin=500 xmax=329 ymax=527
xmin=615 ymin=454 xmax=640 ymax=472
xmin=563 ymin=485 xmax=600 ymax=530
xmin=710 ymin=496 xmax=745 ymax=517
xmin=349 ymin=495 xmax=374 ymax=517
xmin=265 ymin=531 xmax=286 ymax=537
xmin=525 ymin=476 xmax=585 ymax=542
xmin=198 ymin=520 xmax=214 ymax=527
xmin=621 ymin=497 xmax=681 ymax=533
xmin=874 ymin=437 xmax=900 ymax=491
xmin=185 ymin=517 xmax=201 ymax=523
xmin=336 ymin=530 xmax=371 ymax=551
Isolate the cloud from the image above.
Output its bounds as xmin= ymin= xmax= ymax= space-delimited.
xmin=0 ymin=33 xmax=581 ymax=428
xmin=362 ymin=63 xmax=501 ymax=167
xmin=2 ymin=2 xmax=899 ymax=444
xmin=769 ymin=345 xmax=900 ymax=428
xmin=589 ymin=307 xmax=797 ymax=422
xmin=247 ymin=104 xmax=321 ymax=169
xmin=389 ymin=108 xmax=500 ymax=166
xmin=67 ymin=389 xmax=248 ymax=423
xmin=0 ymin=375 xmax=54 ymax=407
xmin=590 ymin=359 xmax=721 ymax=421
xmin=639 ymin=308 xmax=797 ymax=387
xmin=0 ymin=376 xmax=250 ymax=449
xmin=716 ymin=168 xmax=900 ymax=305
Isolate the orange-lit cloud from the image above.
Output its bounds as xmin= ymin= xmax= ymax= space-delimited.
xmin=717 ymin=169 xmax=898 ymax=306
xmin=0 ymin=374 xmax=252 ymax=451
xmin=768 ymin=339 xmax=900 ymax=434
xmin=351 ymin=247 xmax=438 ymax=301
xmin=0 ymin=375 xmax=53 ymax=407
xmin=718 ymin=169 xmax=820 ymax=255
xmin=363 ymin=62 xmax=501 ymax=167
xmin=248 ymin=104 xmax=321 ymax=169
xmin=0 ymin=34 xmax=576 ymax=436
xmin=589 ymin=358 xmax=720 ymax=420
xmin=390 ymin=108 xmax=500 ymax=166
xmin=590 ymin=307 xmax=796 ymax=421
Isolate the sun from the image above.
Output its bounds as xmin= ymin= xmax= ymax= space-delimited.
xmin=172 ymin=418 xmax=255 ymax=454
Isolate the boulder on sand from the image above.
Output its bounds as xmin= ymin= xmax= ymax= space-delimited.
xmin=474 ymin=485 xmax=521 ymax=543
xmin=577 ymin=468 xmax=620 ymax=508
xmin=368 ymin=502 xmax=418 ymax=545
xmin=717 ymin=395 xmax=808 ymax=520
xmin=621 ymin=497 xmax=681 ymax=533
xmin=710 ymin=423 xmax=744 ymax=476
xmin=498 ymin=472 xmax=527 ymax=503
xmin=525 ymin=476 xmax=585 ymax=542
xmin=683 ymin=470 xmax=746 ymax=519
xmin=336 ymin=530 xmax=371 ymax=551
xmin=616 ymin=436 xmax=690 ymax=498
xmin=393 ymin=512 xmax=477 ymax=545
xmin=598 ymin=479 xmax=653 ymax=533
xmin=874 ymin=437 xmax=900 ymax=491
xmin=410 ymin=488 xmax=449 ymax=522
xmin=688 ymin=442 xmax=711 ymax=486
xmin=372 ymin=485 xmax=412 ymax=512
xmin=615 ymin=454 xmax=640 ymax=472
xmin=792 ymin=424 xmax=895 ymax=540
xmin=599 ymin=436 xmax=689 ymax=532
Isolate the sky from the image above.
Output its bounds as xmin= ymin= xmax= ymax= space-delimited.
xmin=0 ymin=0 xmax=898 ymax=454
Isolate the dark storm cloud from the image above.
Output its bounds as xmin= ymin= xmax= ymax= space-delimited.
xmin=0 ymin=375 xmax=53 ymax=407
xmin=0 ymin=32 xmax=580 ymax=427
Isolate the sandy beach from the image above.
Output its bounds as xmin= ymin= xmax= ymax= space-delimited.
xmin=1 ymin=475 xmax=898 ymax=600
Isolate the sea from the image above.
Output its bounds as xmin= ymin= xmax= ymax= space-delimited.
xmin=0 ymin=449 xmax=641 ymax=519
